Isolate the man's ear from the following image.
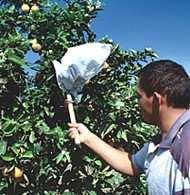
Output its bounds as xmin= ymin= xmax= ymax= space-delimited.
xmin=153 ymin=92 xmax=162 ymax=105
xmin=152 ymin=92 xmax=162 ymax=116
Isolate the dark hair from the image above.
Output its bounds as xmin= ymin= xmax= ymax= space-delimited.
xmin=139 ymin=60 xmax=190 ymax=108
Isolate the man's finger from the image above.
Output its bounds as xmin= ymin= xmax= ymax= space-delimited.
xmin=68 ymin=127 xmax=77 ymax=132
xmin=68 ymin=123 xmax=79 ymax=128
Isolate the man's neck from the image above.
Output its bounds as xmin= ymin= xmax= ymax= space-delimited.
xmin=158 ymin=107 xmax=186 ymax=139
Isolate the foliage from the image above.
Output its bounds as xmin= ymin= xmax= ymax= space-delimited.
xmin=0 ymin=0 xmax=158 ymax=194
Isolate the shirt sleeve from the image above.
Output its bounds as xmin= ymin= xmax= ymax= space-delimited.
xmin=170 ymin=121 xmax=190 ymax=194
xmin=132 ymin=143 xmax=149 ymax=173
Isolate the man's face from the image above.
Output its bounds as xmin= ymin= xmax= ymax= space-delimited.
xmin=136 ymin=86 xmax=157 ymax=125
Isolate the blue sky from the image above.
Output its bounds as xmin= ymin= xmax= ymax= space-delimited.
xmin=91 ymin=0 xmax=190 ymax=74
xmin=27 ymin=0 xmax=190 ymax=74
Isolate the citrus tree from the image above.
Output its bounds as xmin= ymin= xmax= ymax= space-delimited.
xmin=0 ymin=0 xmax=158 ymax=194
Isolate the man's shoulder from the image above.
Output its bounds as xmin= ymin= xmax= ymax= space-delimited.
xmin=180 ymin=119 xmax=190 ymax=137
xmin=170 ymin=119 xmax=190 ymax=178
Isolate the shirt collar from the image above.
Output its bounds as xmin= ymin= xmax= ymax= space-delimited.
xmin=159 ymin=109 xmax=190 ymax=149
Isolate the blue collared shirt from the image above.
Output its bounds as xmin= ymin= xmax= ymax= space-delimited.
xmin=132 ymin=109 xmax=190 ymax=195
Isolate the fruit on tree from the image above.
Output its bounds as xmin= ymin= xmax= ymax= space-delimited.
xmin=31 ymin=4 xmax=39 ymax=12
xmin=2 ymin=166 xmax=15 ymax=177
xmin=2 ymin=167 xmax=9 ymax=177
xmin=13 ymin=167 xmax=23 ymax=179
xmin=48 ymin=49 xmax=53 ymax=54
xmin=32 ymin=43 xmax=42 ymax=52
xmin=103 ymin=62 xmax=109 ymax=69
xmin=85 ymin=80 xmax=90 ymax=85
xmin=21 ymin=3 xmax=30 ymax=13
xmin=30 ymin=38 xmax=38 ymax=45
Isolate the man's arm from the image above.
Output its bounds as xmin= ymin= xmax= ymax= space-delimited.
xmin=68 ymin=123 xmax=139 ymax=176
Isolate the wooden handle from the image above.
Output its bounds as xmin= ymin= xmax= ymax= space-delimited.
xmin=66 ymin=94 xmax=80 ymax=145
xmin=66 ymin=94 xmax=76 ymax=123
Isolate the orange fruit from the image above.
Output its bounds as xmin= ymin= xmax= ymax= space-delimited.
xmin=2 ymin=167 xmax=9 ymax=177
xmin=21 ymin=3 xmax=30 ymax=13
xmin=32 ymin=43 xmax=42 ymax=52
xmin=31 ymin=4 xmax=39 ymax=12
xmin=29 ymin=38 xmax=38 ymax=45
xmin=85 ymin=80 xmax=90 ymax=85
xmin=103 ymin=62 xmax=109 ymax=69
xmin=13 ymin=167 xmax=23 ymax=179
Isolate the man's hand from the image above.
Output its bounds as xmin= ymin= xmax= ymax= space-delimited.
xmin=68 ymin=123 xmax=138 ymax=176
xmin=68 ymin=123 xmax=93 ymax=144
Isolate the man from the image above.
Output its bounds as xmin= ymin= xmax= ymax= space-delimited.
xmin=68 ymin=60 xmax=190 ymax=194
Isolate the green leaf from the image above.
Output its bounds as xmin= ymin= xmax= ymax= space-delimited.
xmin=2 ymin=119 xmax=16 ymax=136
xmin=83 ymin=155 xmax=92 ymax=163
xmin=105 ymin=170 xmax=114 ymax=177
xmin=54 ymin=150 xmax=65 ymax=164
xmin=61 ymin=192 xmax=75 ymax=195
xmin=101 ymin=124 xmax=116 ymax=138
xmin=11 ymin=144 xmax=19 ymax=155
xmin=115 ymin=100 xmax=125 ymax=109
xmin=0 ymin=180 xmax=8 ymax=191
xmin=88 ymin=191 xmax=97 ymax=195
xmin=54 ymin=150 xmax=71 ymax=164
xmin=29 ymin=131 xmax=36 ymax=143
xmin=95 ymin=160 xmax=102 ymax=167
xmin=0 ymin=140 xmax=7 ymax=155
xmin=35 ymin=121 xmax=52 ymax=135
xmin=117 ymin=130 xmax=128 ymax=142
xmin=1 ymin=153 xmax=15 ymax=162
xmin=33 ymin=143 xmax=42 ymax=155
xmin=22 ymin=150 xmax=34 ymax=158
xmin=7 ymin=55 xmax=25 ymax=67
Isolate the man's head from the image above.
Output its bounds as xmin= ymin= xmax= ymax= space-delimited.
xmin=137 ymin=60 xmax=190 ymax=124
